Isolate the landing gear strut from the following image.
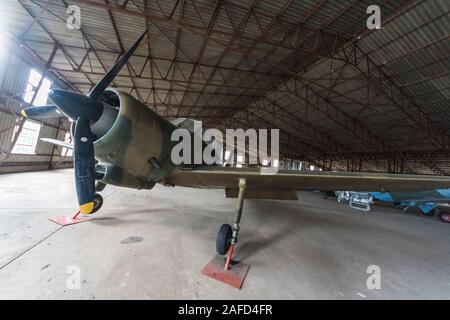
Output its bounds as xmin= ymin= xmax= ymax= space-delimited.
xmin=216 ymin=178 xmax=247 ymax=270
xmin=202 ymin=178 xmax=250 ymax=289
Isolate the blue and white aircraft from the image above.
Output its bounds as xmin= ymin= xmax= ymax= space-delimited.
xmin=371 ymin=189 xmax=450 ymax=223
xmin=336 ymin=189 xmax=450 ymax=223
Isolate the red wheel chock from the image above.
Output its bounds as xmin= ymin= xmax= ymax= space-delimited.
xmin=49 ymin=211 xmax=93 ymax=226
xmin=201 ymin=248 xmax=250 ymax=289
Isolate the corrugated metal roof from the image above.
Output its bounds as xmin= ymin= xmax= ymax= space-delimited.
xmin=1 ymin=0 xmax=449 ymax=174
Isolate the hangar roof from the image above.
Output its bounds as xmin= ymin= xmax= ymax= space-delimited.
xmin=1 ymin=0 xmax=449 ymax=174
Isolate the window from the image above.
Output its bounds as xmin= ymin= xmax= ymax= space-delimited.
xmin=11 ymin=120 xmax=41 ymax=154
xmin=23 ymin=69 xmax=51 ymax=106
xmin=61 ymin=132 xmax=73 ymax=157
xmin=11 ymin=69 xmax=52 ymax=154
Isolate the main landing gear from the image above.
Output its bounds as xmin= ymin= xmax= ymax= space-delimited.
xmin=217 ymin=178 xmax=247 ymax=270
xmin=202 ymin=178 xmax=250 ymax=289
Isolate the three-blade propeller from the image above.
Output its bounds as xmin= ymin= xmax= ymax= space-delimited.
xmin=21 ymin=30 xmax=148 ymax=214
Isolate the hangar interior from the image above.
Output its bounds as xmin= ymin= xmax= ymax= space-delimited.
xmin=0 ymin=0 xmax=450 ymax=299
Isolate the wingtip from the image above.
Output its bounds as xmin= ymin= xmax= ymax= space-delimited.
xmin=20 ymin=109 xmax=28 ymax=117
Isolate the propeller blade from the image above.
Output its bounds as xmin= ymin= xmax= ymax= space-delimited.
xmin=48 ymin=89 xmax=103 ymax=122
xmin=20 ymin=105 xmax=63 ymax=119
xmin=74 ymin=117 xmax=96 ymax=214
xmin=88 ymin=30 xmax=148 ymax=100
xmin=36 ymin=33 xmax=148 ymax=214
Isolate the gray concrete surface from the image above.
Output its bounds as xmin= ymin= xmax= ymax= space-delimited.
xmin=1 ymin=169 xmax=450 ymax=299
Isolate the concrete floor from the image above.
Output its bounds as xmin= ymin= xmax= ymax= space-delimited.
xmin=1 ymin=169 xmax=450 ymax=299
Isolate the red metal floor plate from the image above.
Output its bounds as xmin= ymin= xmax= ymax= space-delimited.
xmin=201 ymin=255 xmax=250 ymax=289
xmin=49 ymin=215 xmax=93 ymax=226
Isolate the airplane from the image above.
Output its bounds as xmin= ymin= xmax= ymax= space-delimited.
xmin=335 ymin=190 xmax=450 ymax=223
xmin=371 ymin=190 xmax=450 ymax=223
xmin=19 ymin=30 xmax=450 ymax=268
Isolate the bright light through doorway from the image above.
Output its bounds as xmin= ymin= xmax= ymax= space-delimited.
xmin=0 ymin=31 xmax=9 ymax=58
xmin=23 ymin=69 xmax=51 ymax=106
xmin=12 ymin=69 xmax=52 ymax=154
xmin=11 ymin=120 xmax=41 ymax=154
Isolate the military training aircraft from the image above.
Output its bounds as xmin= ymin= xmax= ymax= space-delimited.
xmin=371 ymin=189 xmax=450 ymax=222
xmin=336 ymin=189 xmax=450 ymax=223
xmin=20 ymin=30 xmax=450 ymax=266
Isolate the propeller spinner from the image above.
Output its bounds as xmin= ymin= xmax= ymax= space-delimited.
xmin=21 ymin=30 xmax=148 ymax=214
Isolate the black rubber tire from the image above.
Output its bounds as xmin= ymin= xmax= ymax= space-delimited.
xmin=427 ymin=208 xmax=440 ymax=216
xmin=438 ymin=211 xmax=450 ymax=223
xmin=91 ymin=193 xmax=103 ymax=214
xmin=216 ymin=224 xmax=232 ymax=255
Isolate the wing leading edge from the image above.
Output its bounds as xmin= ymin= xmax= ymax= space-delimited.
xmin=165 ymin=167 xmax=450 ymax=192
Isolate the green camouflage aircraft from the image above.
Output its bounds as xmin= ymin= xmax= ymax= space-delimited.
xmin=20 ymin=31 xmax=450 ymax=263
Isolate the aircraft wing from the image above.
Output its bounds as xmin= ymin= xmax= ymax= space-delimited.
xmin=165 ymin=167 xmax=450 ymax=193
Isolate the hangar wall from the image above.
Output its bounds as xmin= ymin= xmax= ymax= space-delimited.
xmin=0 ymin=50 xmax=72 ymax=174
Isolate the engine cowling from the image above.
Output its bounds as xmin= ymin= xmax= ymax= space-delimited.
xmin=95 ymin=163 xmax=147 ymax=189
xmin=92 ymin=89 xmax=177 ymax=189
